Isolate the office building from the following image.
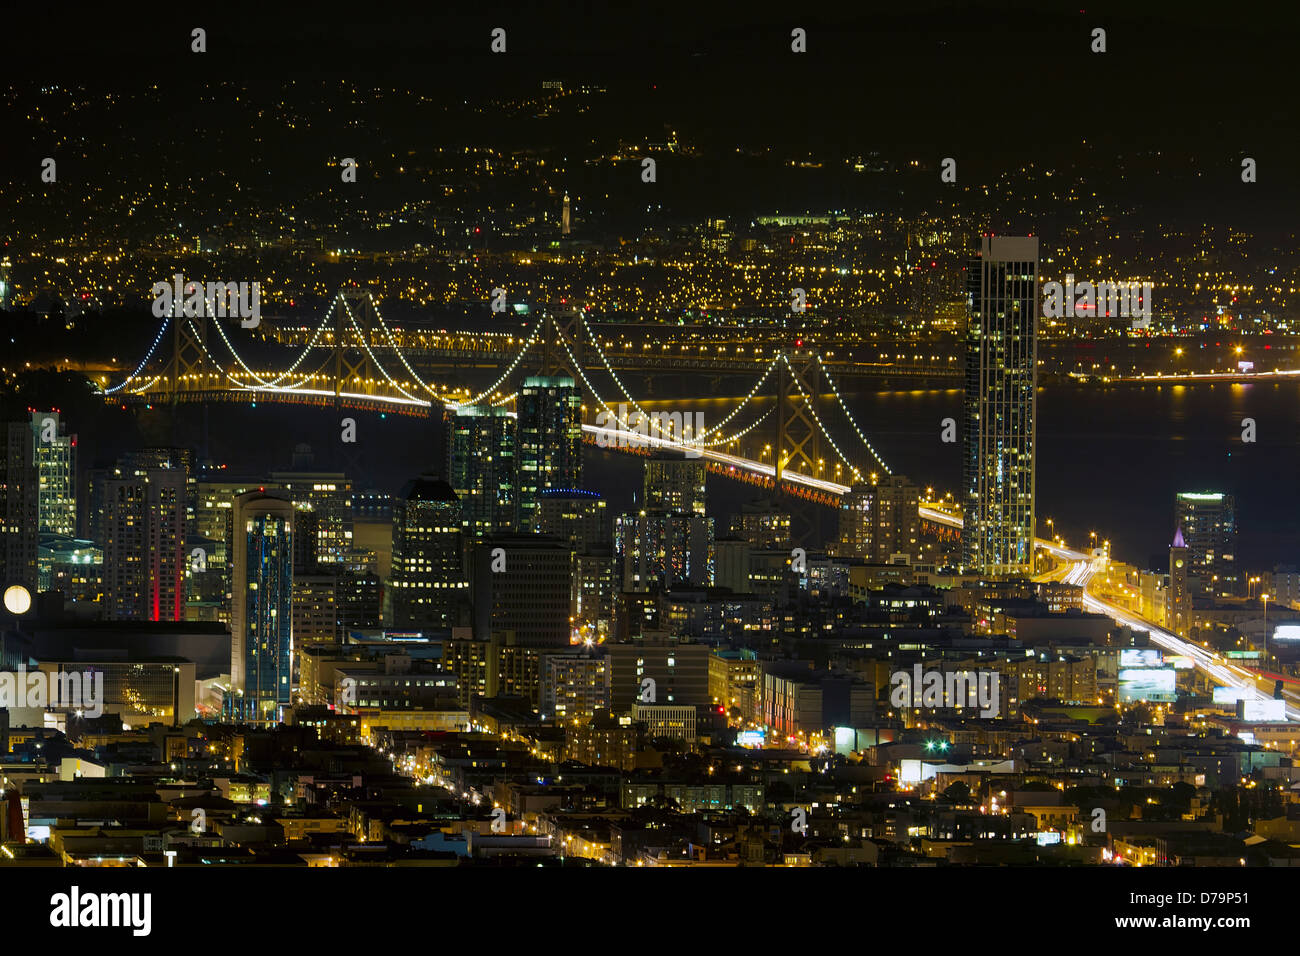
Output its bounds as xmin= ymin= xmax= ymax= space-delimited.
xmin=102 ymin=465 xmax=187 ymax=622
xmin=0 ymin=421 xmax=39 ymax=592
xmin=537 ymin=488 xmax=608 ymax=551
xmin=471 ymin=535 xmax=574 ymax=647
xmin=1174 ymin=492 xmax=1237 ymax=596
xmin=728 ymin=499 xmax=790 ymax=550
xmin=605 ymin=635 xmax=709 ymax=713
xmin=29 ymin=411 xmax=77 ymax=537
xmin=516 ymin=376 xmax=582 ymax=532
xmin=962 ymin=235 xmax=1039 ymax=576
xmin=616 ymin=510 xmax=715 ymax=592
xmin=449 ymin=404 xmax=517 ymax=537
xmin=230 ymin=492 xmax=294 ymax=722
xmin=390 ymin=474 xmax=467 ymax=630
xmin=268 ymin=471 xmax=353 ymax=566
xmin=643 ymin=455 xmax=706 ymax=516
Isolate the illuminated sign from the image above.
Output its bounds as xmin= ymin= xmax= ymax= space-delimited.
xmin=1120 ymin=648 xmax=1163 ymax=668
xmin=1238 ymin=699 xmax=1287 ymax=722
xmin=1118 ymin=667 xmax=1176 ymax=703
xmin=1212 ymin=686 xmax=1251 ymax=704
xmin=1272 ymin=624 xmax=1300 ymax=642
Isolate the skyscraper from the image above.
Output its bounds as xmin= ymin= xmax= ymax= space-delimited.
xmin=0 ymin=422 xmax=39 ymax=593
xmin=962 ymin=235 xmax=1039 ymax=576
xmin=471 ymin=535 xmax=574 ymax=648
xmin=449 ymin=404 xmax=516 ymax=536
xmin=390 ymin=474 xmax=467 ymax=630
xmin=29 ymin=411 xmax=76 ymax=537
xmin=516 ymin=375 xmax=582 ymax=532
xmin=1174 ymin=492 xmax=1237 ymax=596
xmin=268 ymin=470 xmax=353 ymax=566
xmin=102 ymin=466 xmax=187 ymax=621
xmin=230 ymin=492 xmax=294 ymax=723
xmin=643 ymin=454 xmax=706 ymax=516
xmin=561 ymin=192 xmax=571 ymax=235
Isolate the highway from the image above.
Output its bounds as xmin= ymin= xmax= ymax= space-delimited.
xmin=918 ymin=503 xmax=1300 ymax=722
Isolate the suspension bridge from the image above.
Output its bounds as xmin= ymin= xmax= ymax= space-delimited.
xmin=99 ymin=287 xmax=906 ymax=507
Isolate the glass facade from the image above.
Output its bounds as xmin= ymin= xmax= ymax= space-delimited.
xmin=963 ymin=236 xmax=1038 ymax=576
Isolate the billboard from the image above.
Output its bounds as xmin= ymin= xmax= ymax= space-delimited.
xmin=1118 ymin=666 xmax=1176 ymax=703
xmin=1213 ymin=686 xmax=1251 ymax=704
xmin=736 ymin=730 xmax=765 ymax=748
xmin=1120 ymin=648 xmax=1163 ymax=668
xmin=1238 ymin=698 xmax=1287 ymax=722
xmin=1272 ymin=624 xmax=1300 ymax=642
xmin=1165 ymin=655 xmax=1194 ymax=670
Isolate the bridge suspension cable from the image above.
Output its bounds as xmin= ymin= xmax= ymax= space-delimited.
xmin=101 ymin=314 xmax=172 ymax=394
xmin=815 ymin=354 xmax=893 ymax=475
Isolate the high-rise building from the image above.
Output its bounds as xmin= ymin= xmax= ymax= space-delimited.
xmin=29 ymin=411 xmax=76 ymax=537
xmin=962 ymin=235 xmax=1039 ymax=576
xmin=605 ymin=635 xmax=710 ymax=714
xmin=230 ymin=493 xmax=294 ymax=722
xmin=867 ymin=474 xmax=920 ymax=563
xmin=1169 ymin=527 xmax=1191 ymax=639
xmin=643 ymin=455 xmax=706 ymax=516
xmin=537 ymin=488 xmax=608 ymax=552
xmin=102 ymin=466 xmax=187 ymax=621
xmin=561 ymin=192 xmax=571 ymax=236
xmin=727 ymin=499 xmax=790 ymax=550
xmin=268 ymin=471 xmax=353 ymax=566
xmin=449 ymin=404 xmax=517 ymax=537
xmin=541 ymin=650 xmax=609 ymax=722
xmin=616 ymin=510 xmax=714 ymax=592
xmin=471 ymin=535 xmax=574 ymax=647
xmin=1174 ymin=492 xmax=1237 ymax=595
xmin=516 ymin=376 xmax=582 ymax=532
xmin=0 ymin=421 xmax=39 ymax=593
xmin=390 ymin=474 xmax=466 ymax=630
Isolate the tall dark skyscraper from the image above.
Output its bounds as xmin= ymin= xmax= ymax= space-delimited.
xmin=230 ymin=492 xmax=294 ymax=723
xmin=390 ymin=474 xmax=467 ymax=630
xmin=449 ymin=404 xmax=517 ymax=537
xmin=0 ymin=421 xmax=39 ymax=593
xmin=1174 ymin=492 xmax=1238 ymax=596
xmin=962 ymin=236 xmax=1039 ymax=576
xmin=516 ymin=375 xmax=582 ymax=533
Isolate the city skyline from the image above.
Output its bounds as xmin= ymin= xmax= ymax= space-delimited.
xmin=0 ymin=12 xmax=1298 ymax=937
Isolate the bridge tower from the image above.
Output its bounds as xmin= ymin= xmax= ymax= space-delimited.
xmin=536 ymin=300 xmax=586 ymax=380
xmin=332 ymin=288 xmax=385 ymax=404
xmin=167 ymin=311 xmax=208 ymax=404
xmin=774 ymin=346 xmax=826 ymax=546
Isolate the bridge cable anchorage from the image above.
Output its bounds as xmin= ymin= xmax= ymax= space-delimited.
xmin=814 ymin=354 xmax=892 ymax=475
xmin=101 ymin=313 xmax=172 ymax=394
xmin=780 ymin=352 xmax=864 ymax=482
xmin=338 ymin=296 xmax=423 ymax=402
xmin=446 ymin=321 xmax=544 ymax=410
